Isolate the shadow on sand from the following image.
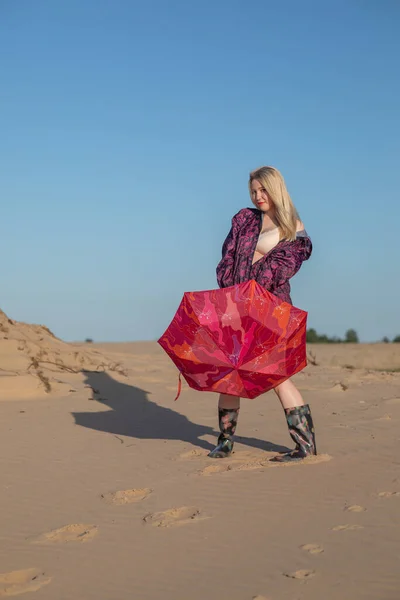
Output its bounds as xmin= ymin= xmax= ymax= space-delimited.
xmin=72 ymin=371 xmax=290 ymax=454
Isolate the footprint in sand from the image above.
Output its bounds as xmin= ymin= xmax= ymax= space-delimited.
xmin=345 ymin=505 xmax=366 ymax=513
xmin=200 ymin=463 xmax=233 ymax=476
xmin=376 ymin=414 xmax=392 ymax=421
xmin=384 ymin=397 xmax=400 ymax=405
xmin=378 ymin=491 xmax=400 ymax=498
xmin=177 ymin=449 xmax=207 ymax=461
xmin=283 ymin=569 xmax=315 ymax=580
xmin=29 ymin=524 xmax=98 ymax=544
xmin=331 ymin=524 xmax=364 ymax=531
xmin=300 ymin=543 xmax=324 ymax=554
xmin=329 ymin=382 xmax=348 ymax=392
xmin=0 ymin=568 xmax=51 ymax=597
xmin=143 ymin=506 xmax=209 ymax=528
xmin=268 ymin=454 xmax=332 ymax=469
xmin=101 ymin=488 xmax=152 ymax=505
xmin=199 ymin=453 xmax=332 ymax=476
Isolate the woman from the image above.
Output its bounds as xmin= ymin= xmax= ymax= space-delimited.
xmin=209 ymin=166 xmax=316 ymax=463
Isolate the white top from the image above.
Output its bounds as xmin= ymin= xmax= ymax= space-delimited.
xmin=255 ymin=228 xmax=280 ymax=256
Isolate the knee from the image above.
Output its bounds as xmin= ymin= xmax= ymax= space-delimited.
xmin=218 ymin=393 xmax=240 ymax=410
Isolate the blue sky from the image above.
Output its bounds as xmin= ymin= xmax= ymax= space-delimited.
xmin=1 ymin=0 xmax=399 ymax=342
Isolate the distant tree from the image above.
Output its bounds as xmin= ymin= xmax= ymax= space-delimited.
xmin=318 ymin=334 xmax=330 ymax=343
xmin=85 ymin=338 xmax=94 ymax=343
xmin=393 ymin=335 xmax=400 ymax=343
xmin=345 ymin=329 xmax=359 ymax=343
xmin=306 ymin=328 xmax=319 ymax=343
xmin=382 ymin=336 xmax=390 ymax=343
xmin=306 ymin=329 xmax=343 ymax=344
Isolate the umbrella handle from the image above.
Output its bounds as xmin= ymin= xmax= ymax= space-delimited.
xmin=174 ymin=372 xmax=182 ymax=401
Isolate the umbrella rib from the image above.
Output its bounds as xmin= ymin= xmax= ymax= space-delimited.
xmin=214 ymin=368 xmax=247 ymax=393
xmin=239 ymin=349 xmax=277 ymax=372
xmin=202 ymin=326 xmax=237 ymax=365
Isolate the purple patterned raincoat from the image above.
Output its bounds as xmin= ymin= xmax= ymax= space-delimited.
xmin=216 ymin=208 xmax=312 ymax=304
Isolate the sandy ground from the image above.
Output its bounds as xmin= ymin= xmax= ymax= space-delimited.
xmin=1 ymin=310 xmax=400 ymax=599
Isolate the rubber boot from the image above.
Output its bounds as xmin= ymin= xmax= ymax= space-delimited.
xmin=208 ymin=408 xmax=239 ymax=458
xmin=271 ymin=404 xmax=317 ymax=462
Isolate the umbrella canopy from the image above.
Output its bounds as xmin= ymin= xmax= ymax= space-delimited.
xmin=158 ymin=280 xmax=308 ymax=399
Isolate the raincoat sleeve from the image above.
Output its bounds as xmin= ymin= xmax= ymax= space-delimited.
xmin=216 ymin=209 xmax=249 ymax=288
xmin=216 ymin=225 xmax=236 ymax=288
xmin=255 ymin=237 xmax=312 ymax=290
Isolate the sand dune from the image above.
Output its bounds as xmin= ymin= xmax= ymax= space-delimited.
xmin=1 ymin=311 xmax=400 ymax=599
xmin=0 ymin=309 xmax=127 ymax=400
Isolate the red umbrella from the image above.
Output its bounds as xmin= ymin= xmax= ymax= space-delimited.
xmin=158 ymin=280 xmax=308 ymax=399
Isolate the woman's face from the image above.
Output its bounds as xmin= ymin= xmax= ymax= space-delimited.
xmin=250 ymin=179 xmax=274 ymax=212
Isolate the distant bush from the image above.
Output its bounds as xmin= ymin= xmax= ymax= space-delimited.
xmin=306 ymin=328 xmax=340 ymax=343
xmin=306 ymin=328 xmax=359 ymax=344
xmin=307 ymin=329 xmax=400 ymax=344
xmin=85 ymin=338 xmax=94 ymax=343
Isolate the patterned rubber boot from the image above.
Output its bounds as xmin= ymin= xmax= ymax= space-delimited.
xmin=208 ymin=408 xmax=239 ymax=458
xmin=271 ymin=404 xmax=317 ymax=462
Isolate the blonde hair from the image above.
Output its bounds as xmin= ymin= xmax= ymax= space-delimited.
xmin=249 ymin=166 xmax=299 ymax=241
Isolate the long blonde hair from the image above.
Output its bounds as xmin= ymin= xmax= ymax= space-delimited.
xmin=249 ymin=166 xmax=299 ymax=241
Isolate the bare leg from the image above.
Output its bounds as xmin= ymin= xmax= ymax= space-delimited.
xmin=218 ymin=393 xmax=240 ymax=410
xmin=274 ymin=379 xmax=305 ymax=409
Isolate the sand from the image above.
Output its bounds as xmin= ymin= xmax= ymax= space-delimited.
xmin=1 ymin=309 xmax=400 ymax=599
